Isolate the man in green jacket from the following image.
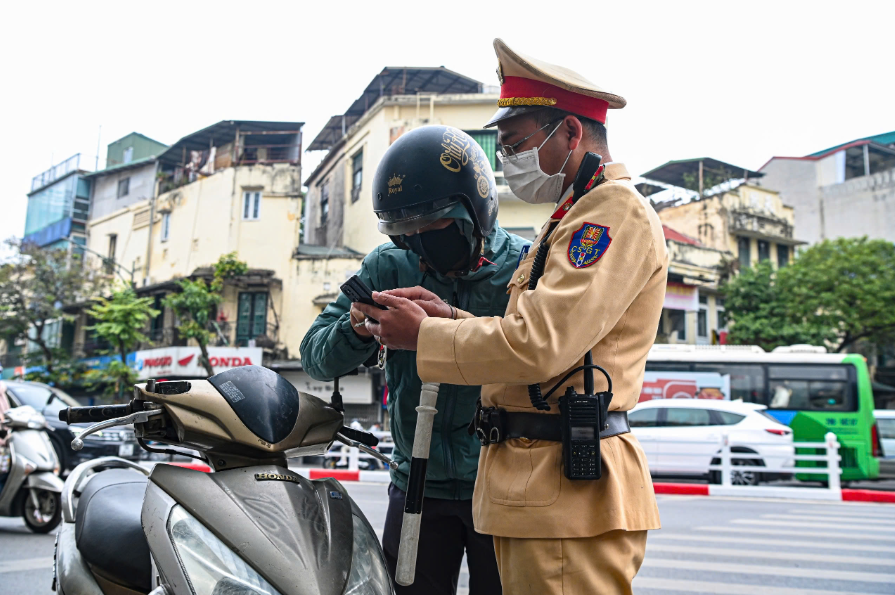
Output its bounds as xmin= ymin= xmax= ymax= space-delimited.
xmin=300 ymin=126 xmax=527 ymax=595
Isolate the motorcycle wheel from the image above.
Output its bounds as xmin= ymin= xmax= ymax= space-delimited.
xmin=23 ymin=489 xmax=62 ymax=533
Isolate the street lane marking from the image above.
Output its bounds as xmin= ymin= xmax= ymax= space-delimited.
xmin=642 ymin=558 xmax=895 ymax=584
xmin=696 ymin=526 xmax=895 ymax=542
xmin=731 ymin=519 xmax=894 ymax=533
xmin=634 ymin=577 xmax=875 ymax=595
xmin=0 ymin=557 xmax=53 ymax=574
xmin=651 ymin=532 xmax=895 ymax=554
xmin=787 ymin=508 xmax=895 ymax=520
xmin=646 ymin=543 xmax=895 ymax=567
xmin=763 ymin=513 xmax=895 ymax=526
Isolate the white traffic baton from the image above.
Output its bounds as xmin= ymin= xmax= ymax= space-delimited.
xmin=395 ymin=382 xmax=440 ymax=586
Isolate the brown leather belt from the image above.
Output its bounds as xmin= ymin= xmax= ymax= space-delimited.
xmin=469 ymin=404 xmax=630 ymax=446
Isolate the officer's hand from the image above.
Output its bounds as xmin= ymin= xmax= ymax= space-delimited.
xmin=349 ymin=304 xmax=373 ymax=338
xmin=379 ymin=287 xmax=452 ymax=319
xmin=355 ymin=292 xmax=427 ymax=351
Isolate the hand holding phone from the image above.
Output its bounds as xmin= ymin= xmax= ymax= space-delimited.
xmin=341 ymin=275 xmax=387 ymax=324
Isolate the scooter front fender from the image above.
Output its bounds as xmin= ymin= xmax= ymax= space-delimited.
xmin=26 ymin=471 xmax=64 ymax=493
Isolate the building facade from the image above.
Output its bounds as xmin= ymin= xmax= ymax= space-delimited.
xmin=303 ymin=67 xmax=555 ymax=255
xmin=80 ymin=121 xmax=304 ymax=357
xmin=758 ymin=131 xmax=895 ymax=245
xmin=23 ymin=154 xmax=91 ymax=252
xmin=640 ymin=157 xmax=804 ymax=347
xmin=86 ymin=132 xmax=168 ymax=222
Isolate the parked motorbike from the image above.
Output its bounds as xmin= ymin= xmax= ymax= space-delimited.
xmin=53 ymin=365 xmax=396 ymax=595
xmin=0 ymin=405 xmax=64 ymax=533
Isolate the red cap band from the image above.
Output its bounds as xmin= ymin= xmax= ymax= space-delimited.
xmin=499 ymin=76 xmax=609 ymax=124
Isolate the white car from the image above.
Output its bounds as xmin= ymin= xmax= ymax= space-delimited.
xmin=874 ymin=410 xmax=895 ymax=479
xmin=629 ymin=399 xmax=795 ymax=485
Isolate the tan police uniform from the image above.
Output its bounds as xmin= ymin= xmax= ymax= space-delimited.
xmin=414 ymin=39 xmax=668 ymax=594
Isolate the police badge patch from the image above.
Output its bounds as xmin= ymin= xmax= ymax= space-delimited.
xmin=567 ymin=223 xmax=612 ymax=268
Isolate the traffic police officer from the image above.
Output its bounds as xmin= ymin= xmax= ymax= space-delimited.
xmin=358 ymin=39 xmax=667 ymax=594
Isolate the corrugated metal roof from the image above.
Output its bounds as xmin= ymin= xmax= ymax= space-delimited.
xmin=158 ymin=120 xmax=304 ymax=166
xmin=82 ymin=155 xmax=158 ymax=178
xmin=641 ymin=158 xmax=763 ymax=189
xmin=807 ymin=130 xmax=895 ymax=157
xmin=307 ymin=67 xmax=482 ymax=152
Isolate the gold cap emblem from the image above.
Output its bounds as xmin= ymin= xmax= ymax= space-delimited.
xmin=388 ymin=174 xmax=405 ymax=187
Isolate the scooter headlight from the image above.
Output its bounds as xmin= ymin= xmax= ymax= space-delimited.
xmin=344 ymin=514 xmax=394 ymax=595
xmin=168 ymin=505 xmax=281 ymax=595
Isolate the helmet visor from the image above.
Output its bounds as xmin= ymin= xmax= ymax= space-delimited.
xmin=376 ymin=197 xmax=460 ymax=236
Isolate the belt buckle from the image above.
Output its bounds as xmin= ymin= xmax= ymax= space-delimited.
xmin=475 ymin=406 xmax=503 ymax=446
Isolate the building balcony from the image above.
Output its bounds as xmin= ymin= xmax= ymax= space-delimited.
xmin=728 ymin=209 xmax=796 ymax=243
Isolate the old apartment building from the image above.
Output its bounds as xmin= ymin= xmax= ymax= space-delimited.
xmin=641 ymin=158 xmax=804 ymax=345
xmin=80 ymin=120 xmax=304 ymax=357
xmin=303 ymin=67 xmax=556 ymax=255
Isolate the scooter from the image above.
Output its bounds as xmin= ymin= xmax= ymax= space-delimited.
xmin=0 ymin=405 xmax=64 ymax=533
xmin=53 ymin=365 xmax=396 ymax=595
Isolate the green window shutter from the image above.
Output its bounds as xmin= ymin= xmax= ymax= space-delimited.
xmin=465 ymin=130 xmax=498 ymax=171
xmin=236 ymin=293 xmax=252 ymax=343
xmin=252 ymin=293 xmax=268 ymax=338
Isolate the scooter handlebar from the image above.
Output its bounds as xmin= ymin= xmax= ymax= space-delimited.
xmin=60 ymin=404 xmax=132 ymax=425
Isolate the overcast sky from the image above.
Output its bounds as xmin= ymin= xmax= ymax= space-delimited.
xmin=2 ymin=0 xmax=892 ymax=247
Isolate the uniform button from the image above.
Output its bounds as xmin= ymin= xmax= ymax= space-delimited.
xmin=517 ymin=273 xmax=526 ymax=283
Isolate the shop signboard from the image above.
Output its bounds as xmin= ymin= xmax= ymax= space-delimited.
xmin=133 ymin=346 xmax=262 ymax=379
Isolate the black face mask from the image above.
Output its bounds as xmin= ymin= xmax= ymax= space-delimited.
xmin=404 ymin=222 xmax=473 ymax=276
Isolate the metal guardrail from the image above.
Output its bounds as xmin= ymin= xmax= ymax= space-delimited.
xmin=636 ymin=431 xmax=841 ymax=492
xmin=319 ymin=431 xmax=843 ymax=496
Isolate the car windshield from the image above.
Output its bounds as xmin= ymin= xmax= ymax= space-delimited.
xmin=8 ymin=384 xmax=79 ymax=415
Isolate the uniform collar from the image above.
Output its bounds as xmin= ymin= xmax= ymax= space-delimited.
xmin=550 ymin=162 xmax=630 ymax=220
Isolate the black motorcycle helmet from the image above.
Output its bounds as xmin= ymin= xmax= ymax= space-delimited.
xmin=372 ymin=126 xmax=498 ymax=252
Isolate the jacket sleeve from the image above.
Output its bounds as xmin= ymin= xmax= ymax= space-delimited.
xmin=417 ymin=184 xmax=659 ymax=386
xmin=299 ymin=252 xmax=382 ymax=381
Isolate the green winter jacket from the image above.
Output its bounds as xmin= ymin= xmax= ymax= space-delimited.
xmin=300 ymin=226 xmax=529 ymax=500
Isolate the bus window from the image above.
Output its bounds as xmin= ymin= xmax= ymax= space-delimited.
xmin=767 ymin=365 xmax=856 ymax=412
xmin=645 ymin=363 xmax=693 ymax=372
xmin=692 ymin=364 xmax=766 ymax=405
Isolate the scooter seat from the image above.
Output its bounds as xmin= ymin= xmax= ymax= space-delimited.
xmin=75 ymin=468 xmax=151 ymax=592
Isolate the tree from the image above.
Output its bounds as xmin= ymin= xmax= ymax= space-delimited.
xmin=779 ymin=237 xmax=895 ymax=352
xmin=722 ymin=238 xmax=895 ymax=353
xmin=85 ymin=287 xmax=159 ymax=398
xmin=722 ymin=261 xmax=832 ymax=351
xmin=0 ymin=239 xmax=105 ymax=375
xmin=163 ymin=253 xmax=247 ymax=377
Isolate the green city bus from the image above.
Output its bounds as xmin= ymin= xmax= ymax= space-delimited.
xmin=642 ymin=344 xmax=881 ymax=482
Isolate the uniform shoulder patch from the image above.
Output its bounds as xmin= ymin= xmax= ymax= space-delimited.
xmin=567 ymin=223 xmax=612 ymax=268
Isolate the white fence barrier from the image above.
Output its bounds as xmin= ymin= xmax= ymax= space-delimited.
xmin=637 ymin=431 xmax=843 ymax=500
xmin=311 ymin=431 xmax=846 ymax=500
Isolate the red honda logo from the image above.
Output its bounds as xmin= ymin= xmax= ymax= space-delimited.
xmin=177 ymin=354 xmax=196 ymax=367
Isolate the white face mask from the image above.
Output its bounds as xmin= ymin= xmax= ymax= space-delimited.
xmin=498 ymin=121 xmax=573 ymax=205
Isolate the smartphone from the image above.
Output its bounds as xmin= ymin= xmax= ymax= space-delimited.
xmin=341 ymin=275 xmax=387 ymax=323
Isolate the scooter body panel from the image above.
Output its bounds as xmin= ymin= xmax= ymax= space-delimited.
xmin=0 ymin=429 xmax=58 ymax=516
xmin=148 ymin=463 xmax=355 ymax=595
xmin=25 ymin=470 xmax=64 ymax=492
xmin=54 ymin=522 xmax=105 ymax=595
